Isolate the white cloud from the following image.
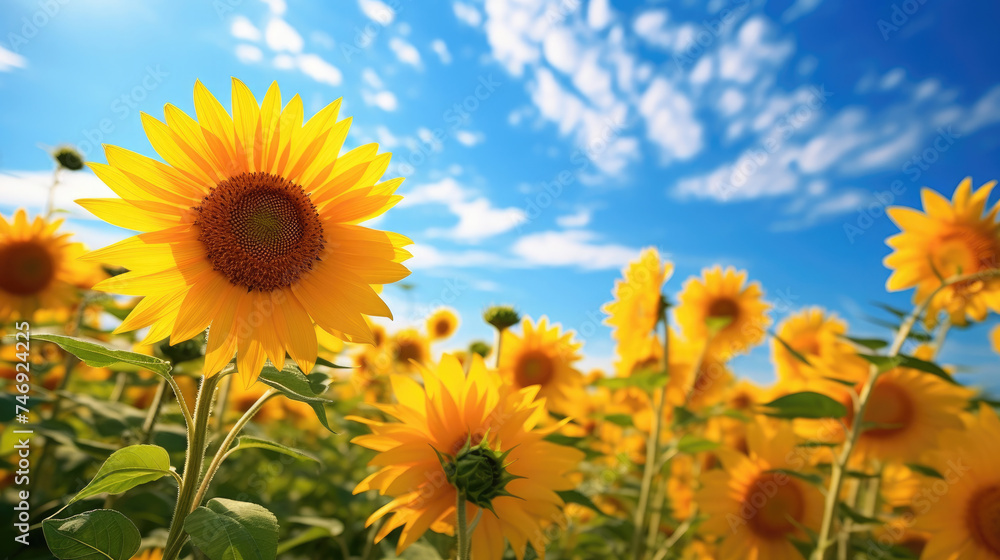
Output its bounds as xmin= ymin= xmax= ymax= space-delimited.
xmin=587 ymin=0 xmax=614 ymax=29
xmin=273 ymin=54 xmax=295 ymax=69
xmin=358 ymin=0 xmax=396 ymax=24
xmin=633 ymin=10 xmax=671 ymax=48
xmin=235 ymin=44 xmax=264 ymax=63
xmin=297 ymin=54 xmax=342 ymax=85
xmin=453 ymin=2 xmax=483 ymax=27
xmin=879 ymin=68 xmax=905 ymax=90
xmin=638 ymin=77 xmax=702 ymax=161
xmin=230 ymin=16 xmax=262 ymax=41
xmin=362 ymin=90 xmax=398 ymax=111
xmin=556 ymin=209 xmax=591 ymax=228
xmin=362 ymin=68 xmax=384 ymax=89
xmin=455 ymin=130 xmax=485 ymax=146
xmin=389 ymin=37 xmax=422 ymax=68
xmin=265 ymin=18 xmax=304 ymax=52
xmin=771 ymin=190 xmax=865 ymax=231
xmin=260 ymin=0 xmax=286 ymax=15
xmin=431 ymin=39 xmax=452 ymax=64
xmin=782 ymin=0 xmax=823 ymax=23
xmin=0 ymin=171 xmax=114 ymax=219
xmin=400 ymin=178 xmax=526 ymax=242
xmin=719 ymin=88 xmax=746 ymax=116
xmin=717 ymin=17 xmax=794 ymax=83
xmin=543 ymin=27 xmax=582 ymax=73
xmin=375 ymin=125 xmax=400 ymax=147
xmin=0 ymin=45 xmax=27 ymax=72
xmin=511 ymin=230 xmax=638 ymax=270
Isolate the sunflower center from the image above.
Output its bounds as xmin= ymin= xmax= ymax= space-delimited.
xmin=969 ymin=485 xmax=1000 ymax=554
xmin=0 ymin=241 xmax=56 ymax=296
xmin=434 ymin=318 xmax=452 ymax=337
xmin=859 ymin=380 xmax=914 ymax=439
xmin=394 ymin=339 xmax=424 ymax=363
xmin=194 ymin=172 xmax=324 ymax=292
xmin=934 ymin=227 xmax=998 ymax=279
xmin=708 ymin=297 xmax=740 ymax=325
xmin=515 ymin=350 xmax=555 ymax=387
xmin=745 ymin=473 xmax=806 ymax=539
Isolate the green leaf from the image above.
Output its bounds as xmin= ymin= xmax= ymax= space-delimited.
xmin=765 ymin=468 xmax=824 ymax=486
xmin=230 ymin=436 xmax=320 ymax=464
xmin=556 ymin=490 xmax=609 ymax=518
xmin=796 ymin=441 xmax=839 ymax=448
xmin=594 ymin=370 xmax=668 ymax=392
xmin=257 ymin=361 xmax=336 ymax=434
xmin=822 ymin=376 xmax=858 ymax=387
xmin=858 ymin=354 xmax=903 ymax=373
xmin=897 ymin=354 xmax=956 ymax=384
xmin=842 ymin=336 xmax=888 ymax=351
xmin=905 ymin=462 xmax=945 ymax=479
xmin=601 ymin=414 xmax=634 ymax=427
xmin=672 ymin=406 xmax=701 ymax=427
xmin=287 ymin=515 xmax=344 ymax=536
xmin=760 ymin=392 xmax=848 ymax=419
xmin=184 ymin=498 xmax=279 ymax=560
xmin=676 ymin=434 xmax=719 ymax=454
xmin=314 ymin=355 xmax=352 ymax=369
xmin=70 ymin=445 xmax=173 ymax=504
xmin=771 ymin=331 xmax=812 ymax=366
xmin=26 ymin=333 xmax=171 ymax=377
xmin=43 ymin=510 xmax=141 ymax=560
xmin=872 ymin=302 xmax=908 ymax=319
xmin=838 ymin=502 xmax=881 ymax=525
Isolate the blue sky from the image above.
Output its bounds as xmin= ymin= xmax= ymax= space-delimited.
xmin=1 ymin=0 xmax=998 ymax=387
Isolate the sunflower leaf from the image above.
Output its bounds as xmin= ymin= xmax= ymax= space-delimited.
xmin=258 ymin=361 xmax=337 ymax=434
xmin=69 ymin=445 xmax=174 ymax=504
xmin=764 ymin=468 xmax=824 ymax=486
xmin=557 ymin=490 xmax=611 ymax=518
xmin=770 ymin=331 xmax=812 ymax=366
xmin=842 ymin=336 xmax=889 ymax=351
xmin=594 ymin=370 xmax=668 ymax=392
xmin=905 ymin=462 xmax=946 ymax=479
xmin=858 ymin=354 xmax=903 ymax=373
xmin=43 ymin=510 xmax=141 ymax=560
xmin=601 ymin=414 xmax=634 ymax=427
xmin=314 ymin=355 xmax=352 ymax=369
xmin=838 ymin=502 xmax=881 ymax=525
xmin=897 ymin=354 xmax=956 ymax=384
xmin=230 ymin=436 xmax=320 ymax=465
xmin=759 ymin=392 xmax=848 ymax=419
xmin=676 ymin=434 xmax=720 ymax=454
xmin=22 ymin=333 xmax=172 ymax=378
xmin=184 ymin=498 xmax=278 ymax=560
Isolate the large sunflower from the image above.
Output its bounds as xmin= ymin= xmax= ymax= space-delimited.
xmin=771 ymin=307 xmax=868 ymax=383
xmin=884 ymin=177 xmax=1000 ymax=326
xmin=78 ymin=79 xmax=411 ymax=384
xmin=603 ymin=247 xmax=673 ymax=369
xmin=695 ymin=421 xmax=825 ymax=560
xmin=0 ymin=210 xmax=90 ymax=320
xmin=918 ymin=405 xmax=1000 ymax=560
xmin=675 ymin=266 xmax=770 ymax=359
xmin=499 ymin=316 xmax=584 ymax=416
xmin=350 ymin=354 xmax=584 ymax=560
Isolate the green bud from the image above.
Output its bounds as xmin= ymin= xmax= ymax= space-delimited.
xmin=53 ymin=146 xmax=85 ymax=171
xmin=435 ymin=433 xmax=522 ymax=514
xmin=483 ymin=305 xmax=520 ymax=331
xmin=468 ymin=340 xmax=492 ymax=358
xmin=157 ymin=331 xmax=206 ymax=364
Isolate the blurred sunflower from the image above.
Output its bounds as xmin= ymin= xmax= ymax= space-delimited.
xmin=918 ymin=405 xmax=1000 ymax=560
xmin=675 ymin=266 xmax=770 ymax=359
xmin=79 ymin=79 xmax=411 ymax=385
xmin=350 ymin=355 xmax=584 ymax=560
xmin=0 ymin=209 xmax=90 ymax=321
xmin=426 ymin=307 xmax=460 ymax=340
xmin=772 ymin=308 xmax=868 ymax=383
xmin=885 ymin=177 xmax=1000 ymax=326
xmin=499 ymin=316 xmax=584 ymax=415
xmin=992 ymin=325 xmax=999 ymax=355
xmin=389 ymin=328 xmax=430 ymax=372
xmin=696 ymin=421 xmax=824 ymax=560
xmin=131 ymin=549 xmax=163 ymax=560
xmin=603 ymin=247 xmax=672 ymax=368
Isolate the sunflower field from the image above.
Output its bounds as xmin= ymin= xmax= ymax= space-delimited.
xmin=0 ymin=73 xmax=998 ymax=560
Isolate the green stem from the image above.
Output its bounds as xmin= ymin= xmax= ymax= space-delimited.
xmin=494 ymin=327 xmax=505 ymax=370
xmin=191 ymin=388 xmax=277 ymax=508
xmin=161 ymin=371 xmax=224 ymax=560
xmin=140 ymin=379 xmax=168 ymax=445
xmin=811 ymin=269 xmax=999 ymax=559
xmin=456 ymin=491 xmax=470 ymax=560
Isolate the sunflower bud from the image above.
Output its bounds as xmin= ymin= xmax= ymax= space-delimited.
xmin=53 ymin=146 xmax=85 ymax=171
xmin=435 ymin=434 xmax=521 ymax=513
xmin=468 ymin=340 xmax=492 ymax=358
xmin=483 ymin=305 xmax=520 ymax=331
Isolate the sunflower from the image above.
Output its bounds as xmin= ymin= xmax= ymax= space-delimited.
xmin=791 ymin=365 xmax=972 ymax=462
xmin=499 ymin=316 xmax=585 ymax=416
xmin=131 ymin=549 xmax=163 ymax=560
xmin=885 ymin=177 xmax=1000 ymax=326
xmin=389 ymin=328 xmax=430 ymax=372
xmin=675 ymin=266 xmax=770 ymax=359
xmin=78 ymin=79 xmax=411 ymax=385
xmin=350 ymin=354 xmax=584 ymax=560
xmin=772 ymin=307 xmax=868 ymax=383
xmin=426 ymin=307 xmax=460 ymax=340
xmin=992 ymin=325 xmax=1000 ymax=355
xmin=603 ymin=247 xmax=673 ymax=369
xmin=0 ymin=209 xmax=91 ymax=321
xmin=696 ymin=421 xmax=825 ymax=560
xmin=917 ymin=405 xmax=1000 ymax=560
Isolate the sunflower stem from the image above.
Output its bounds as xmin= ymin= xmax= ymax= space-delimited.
xmin=191 ymin=387 xmax=278 ymax=509
xmin=161 ymin=371 xmax=224 ymax=560
xmin=140 ymin=378 xmax=168 ymax=445
xmin=811 ymin=269 xmax=999 ymax=560
xmin=456 ymin=491 xmax=471 ymax=560
xmin=630 ymin=304 xmax=670 ymax=560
